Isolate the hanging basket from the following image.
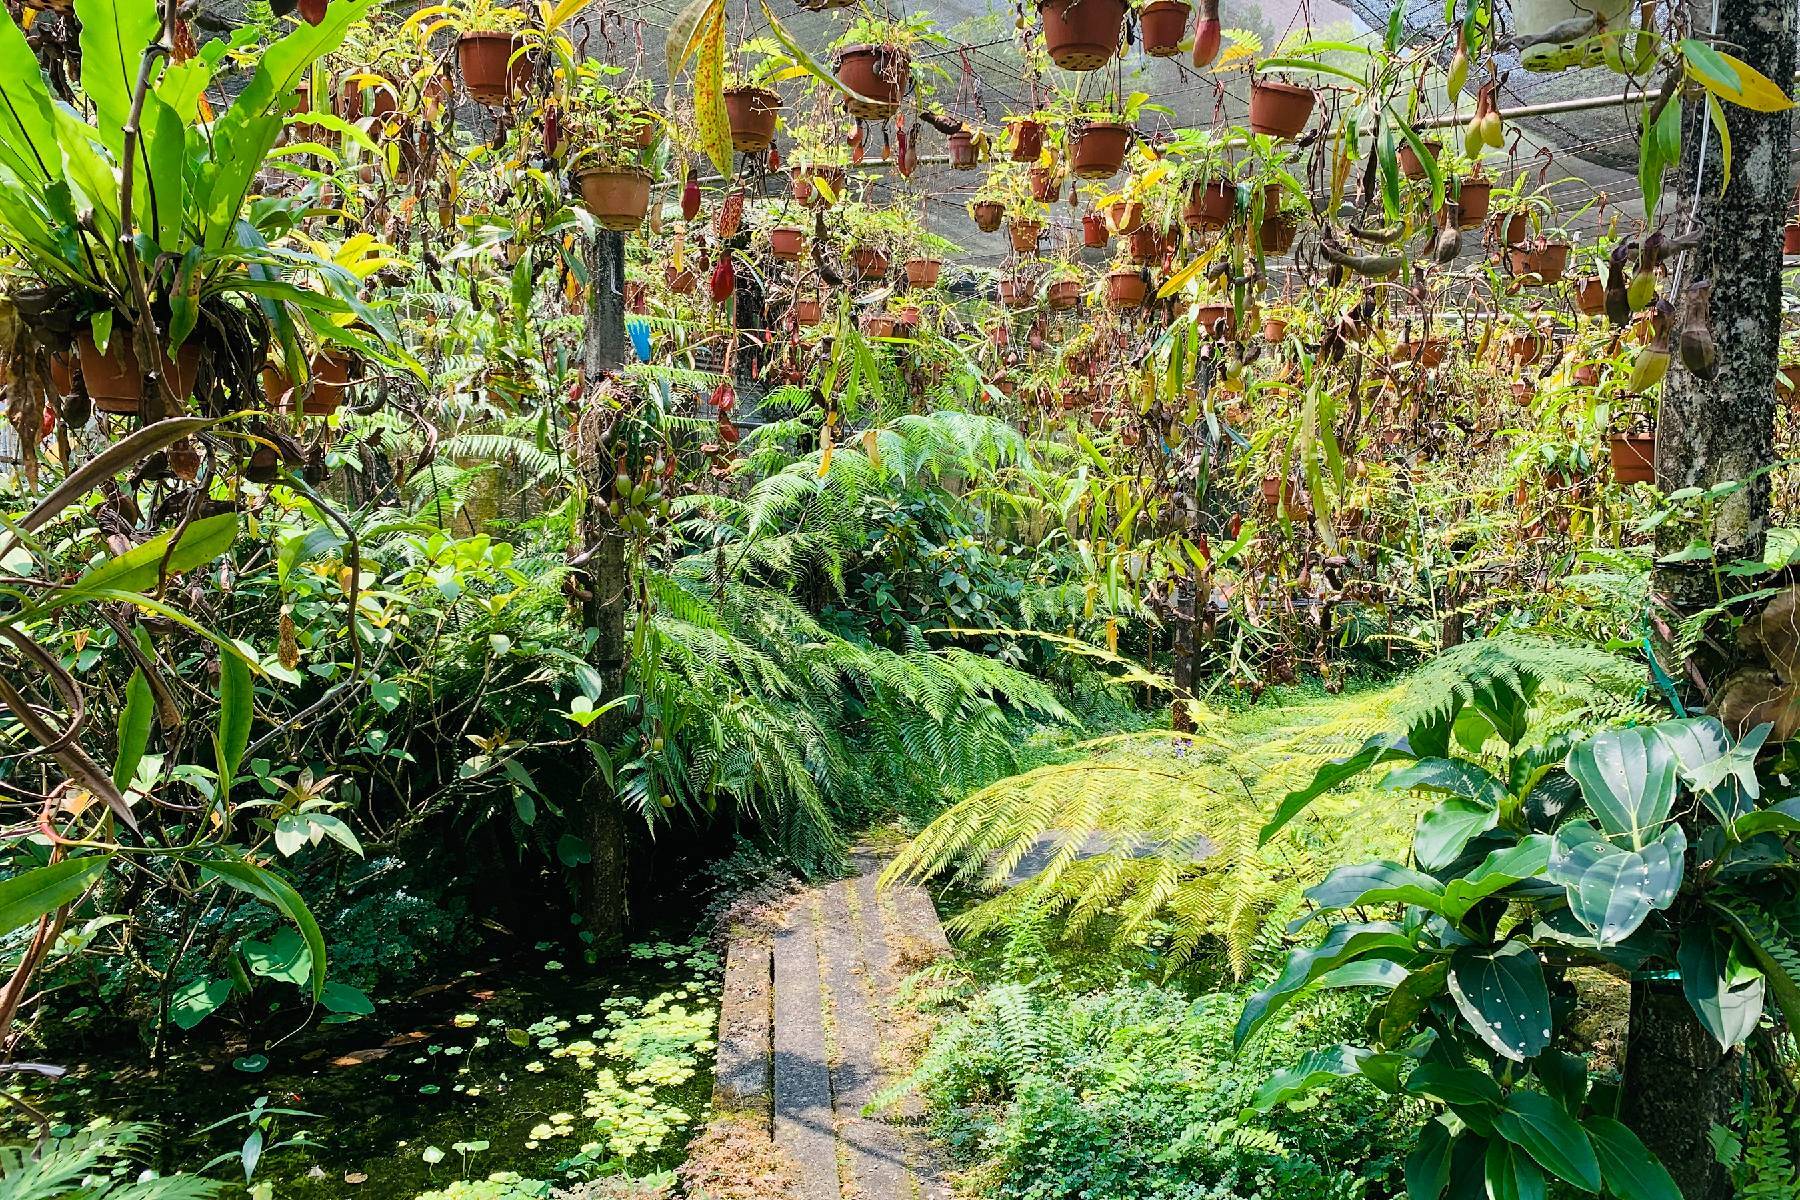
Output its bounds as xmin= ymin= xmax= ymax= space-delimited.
xmin=1069 ymin=120 xmax=1133 ymax=179
xmin=1184 ymin=178 xmax=1234 ymax=230
xmin=723 ymin=86 xmax=781 ymax=152
xmin=770 ymin=226 xmax=806 ymax=261
xmin=1507 ymin=241 xmax=1571 ymax=285
xmin=575 ymin=167 xmax=652 ymax=231
xmin=1010 ymin=119 xmax=1045 ymax=162
xmin=1108 ymin=200 xmax=1144 ymax=235
xmin=1129 ymin=224 xmax=1168 ymax=265
xmin=1248 ymin=80 xmax=1315 ymax=140
xmin=1082 ymin=212 xmax=1108 ymax=247
xmin=1036 ymin=0 xmax=1127 ymax=71
xmin=834 ymin=44 xmax=907 ymax=120
xmin=998 ymin=278 xmax=1031 ymax=308
xmin=947 ymin=129 xmax=979 ymax=169
xmin=1009 ymin=220 xmax=1044 ymax=254
xmin=1258 ymin=214 xmax=1297 ymax=256
xmin=1576 ymin=276 xmax=1606 ymax=315
xmin=852 ymin=246 xmax=892 ymax=279
xmin=1453 ymin=178 xmax=1492 ymax=229
xmin=1046 ymin=279 xmax=1082 ymax=310
xmin=1029 ymin=165 xmax=1063 ymax=202
xmin=1139 ymin=0 xmax=1190 ymax=56
xmin=458 ymin=33 xmax=532 ymax=106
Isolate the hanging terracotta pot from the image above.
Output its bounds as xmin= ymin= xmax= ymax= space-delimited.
xmin=1106 ymin=270 xmax=1147 ymax=309
xmin=898 ymin=304 xmax=922 ymax=326
xmin=1258 ymin=214 xmax=1297 ymax=255
xmin=905 ymin=258 xmax=943 ymax=287
xmin=1393 ymin=338 xmax=1447 ymax=368
xmin=794 ymin=165 xmax=846 ymax=207
xmin=1502 ymin=211 xmax=1530 ymax=246
xmin=1507 ymin=331 xmax=1545 ymax=364
xmin=1009 ymin=220 xmax=1043 ymax=254
xmin=852 ymin=246 xmax=892 ymax=279
xmin=1784 ymin=222 xmax=1800 ymax=255
xmin=998 ymin=278 xmax=1030 ymax=308
xmin=1508 ymin=241 xmax=1570 ymax=285
xmin=723 ymin=86 xmax=781 ymax=152
xmin=666 ymin=263 xmax=697 ymax=294
xmin=1248 ymin=80 xmax=1315 ymax=140
xmin=1195 ymin=304 xmax=1235 ymax=337
xmin=1036 ymin=0 xmax=1127 ymax=70
xmin=1609 ymin=432 xmax=1656 ymax=484
xmin=1397 ymin=139 xmax=1441 ymax=181
xmin=972 ymin=200 xmax=1006 ymax=232
xmin=1082 ymin=212 xmax=1108 ymax=247
xmin=458 ymin=33 xmax=532 ymax=106
xmin=1139 ymin=0 xmax=1190 ymax=56
xmin=1574 ymin=363 xmax=1601 ymax=387
xmin=1781 ymin=363 xmax=1800 ymax=397
xmin=1070 ymin=120 xmax=1133 ymax=179
xmin=834 ymin=44 xmax=907 ymax=119
xmin=1010 ymin=119 xmax=1045 ymax=163
xmin=264 ymin=351 xmax=356 ymax=416
xmin=1262 ymin=318 xmax=1288 ymax=343
xmin=1184 ymin=178 xmax=1234 ymax=230
xmin=78 ymin=325 xmax=202 ymax=415
xmin=1454 ymin=177 xmax=1491 ymax=229
xmin=948 ymin=129 xmax=979 ymax=169
xmin=575 ymin=167 xmax=652 ymax=231
xmin=1046 ymin=279 xmax=1082 ymax=310
xmin=791 ymin=173 xmax=815 ymax=205
xmin=1108 ymin=200 xmax=1145 ymax=235
xmin=863 ymin=314 xmax=898 ymax=338
xmin=794 ymin=295 xmax=824 ymax=324
xmin=770 ymin=226 xmax=805 ymax=261
xmin=1129 ymin=224 xmax=1167 ymax=264
xmin=1029 ymin=165 xmax=1062 ymax=202
xmin=1576 ymin=276 xmax=1606 ymax=315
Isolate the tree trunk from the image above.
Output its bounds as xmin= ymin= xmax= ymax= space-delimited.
xmin=1620 ymin=978 xmax=1739 ymax=1200
xmin=574 ymin=230 xmax=630 ymax=951
xmin=1171 ymin=578 xmax=1197 ymax=733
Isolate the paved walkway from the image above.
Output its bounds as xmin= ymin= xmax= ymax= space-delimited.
xmin=711 ymin=854 xmax=951 ymax=1200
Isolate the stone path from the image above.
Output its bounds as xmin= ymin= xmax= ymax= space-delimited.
xmin=709 ymin=854 xmax=952 ymax=1200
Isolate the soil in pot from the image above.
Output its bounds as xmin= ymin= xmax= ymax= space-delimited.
xmin=576 ymin=167 xmax=653 ymax=231
xmin=1106 ymin=270 xmax=1147 ymax=309
xmin=1139 ymin=0 xmax=1190 ymax=56
xmin=972 ymin=200 xmax=1006 ymax=232
xmin=834 ymin=44 xmax=907 ymax=120
xmin=1248 ymin=80 xmax=1315 ymax=140
xmin=905 ymin=258 xmax=943 ymax=287
xmin=1037 ymin=0 xmax=1128 ymax=70
xmin=723 ymin=87 xmax=780 ymax=152
xmin=770 ymin=227 xmax=805 ymax=261
xmin=79 ymin=326 xmax=202 ymax=414
xmin=1609 ymin=433 xmax=1655 ymax=484
xmin=1070 ymin=120 xmax=1132 ymax=179
xmin=458 ymin=33 xmax=532 ymax=106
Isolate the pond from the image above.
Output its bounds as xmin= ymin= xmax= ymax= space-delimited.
xmin=6 ymin=932 xmax=722 ymax=1199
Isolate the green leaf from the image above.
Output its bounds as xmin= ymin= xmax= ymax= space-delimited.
xmin=1705 ymin=93 xmax=1732 ymax=194
xmin=1303 ymin=861 xmax=1445 ymax=918
xmin=1406 ymin=1119 xmax=1454 ymax=1200
xmin=1250 ymin=1043 xmax=1372 ymax=1110
xmin=1448 ymin=942 xmax=1552 ymax=1062
xmin=556 ymin=834 xmax=592 ymax=866
xmin=1548 ymin=822 xmax=1686 ymax=945
xmin=0 ymin=857 xmax=110 ymax=936
xmin=1415 ymin=798 xmax=1500 ymax=872
xmin=1380 ymin=958 xmax=1448 ymax=1047
xmin=216 ymin=647 xmax=253 ymax=796
xmin=1494 ymin=1090 xmax=1601 ymax=1192
xmin=1236 ymin=922 xmax=1415 ymax=1047
xmin=170 ymin=977 xmax=232 ymax=1030
xmin=201 ymin=859 xmax=325 ymax=999
xmin=321 ymin=980 xmax=375 ymax=1015
xmin=1678 ymin=922 xmax=1764 ymax=1050
xmin=243 ymin=926 xmax=311 ymax=986
xmin=1405 ymin=1062 xmax=1503 ymax=1108
xmin=75 ymin=0 xmax=160 ymax=156
xmin=113 ymin=661 xmax=154 ymax=791
xmin=1485 ymin=1138 xmax=1548 ymax=1200
xmin=0 ymin=8 xmax=62 ymax=190
xmin=1261 ymin=732 xmax=1414 ymax=845
xmin=1381 ymin=758 xmax=1509 ymax=808
xmin=1585 ymin=1117 xmax=1682 ymax=1200
xmin=1440 ymin=835 xmax=1553 ymax=920
xmin=52 ymin=513 xmax=239 ymax=608
xmin=1566 ymin=726 xmax=1676 ymax=849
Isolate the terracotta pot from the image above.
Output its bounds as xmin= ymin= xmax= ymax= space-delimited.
xmin=1248 ymin=80 xmax=1316 ymax=140
xmin=770 ymin=226 xmax=805 ymax=261
xmin=1609 ymin=433 xmax=1656 ymax=484
xmin=1261 ymin=475 xmax=1301 ymax=509
xmin=1108 ymin=200 xmax=1145 ymax=235
xmin=834 ymin=44 xmax=907 ymax=119
xmin=1029 ymin=165 xmax=1062 ymax=202
xmin=1185 ymin=178 xmax=1235 ymax=230
xmin=1036 ymin=0 xmax=1127 ymax=70
xmin=1454 ymin=178 xmax=1491 ymax=229
xmin=947 ymin=129 xmax=979 ymax=169
xmin=905 ymin=258 xmax=942 ymax=287
xmin=998 ymin=278 xmax=1031 ymax=308
xmin=1262 ymin=318 xmax=1288 ymax=343
xmin=1106 ymin=270 xmax=1147 ymax=309
xmin=863 ymin=315 xmax=898 ymax=338
xmin=1083 ymin=212 xmax=1108 ymax=247
xmin=1502 ymin=211 xmax=1530 ymax=246
xmin=723 ymin=86 xmax=780 ymax=152
xmin=1194 ymin=304 xmax=1234 ymax=336
xmin=78 ymin=326 xmax=202 ymax=414
xmin=1508 ymin=332 xmax=1545 ymax=364
xmin=1781 ymin=363 xmax=1800 ymax=397
xmin=576 ymin=167 xmax=652 ymax=231
xmin=666 ymin=264 xmax=697 ymax=294
xmin=1129 ymin=224 xmax=1167 ymax=264
xmin=1786 ymin=222 xmax=1800 ymax=255
xmin=795 ymin=296 xmax=823 ymax=324
xmin=1509 ymin=241 xmax=1570 ymax=285
xmin=1397 ymin=140 xmax=1440 ymax=181
xmin=852 ymin=246 xmax=892 ymax=279
xmin=898 ymin=304 xmax=922 ymax=325
xmin=458 ymin=33 xmax=531 ymax=106
xmin=264 ymin=351 xmax=355 ymax=416
xmin=791 ymin=173 xmax=815 ymax=205
xmin=1258 ymin=214 xmax=1297 ymax=255
xmin=1139 ymin=0 xmax=1190 ymax=56
xmin=48 ymin=351 xmax=72 ymax=396
xmin=1574 ymin=363 xmax=1601 ymax=387
xmin=1046 ymin=278 xmax=1082 ymax=310
xmin=1009 ymin=220 xmax=1043 ymax=254
xmin=972 ymin=200 xmax=1006 ymax=232
xmin=1010 ymin=119 xmax=1045 ymax=163
xmin=1576 ymin=276 xmax=1606 ymax=315
xmin=1070 ymin=120 xmax=1132 ymax=179
xmin=1393 ymin=339 xmax=1446 ymax=368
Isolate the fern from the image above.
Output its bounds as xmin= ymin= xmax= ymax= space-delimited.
xmin=0 ymin=1125 xmax=227 ymax=1199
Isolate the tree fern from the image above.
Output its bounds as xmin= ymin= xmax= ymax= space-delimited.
xmin=0 ymin=1125 xmax=226 ymax=1200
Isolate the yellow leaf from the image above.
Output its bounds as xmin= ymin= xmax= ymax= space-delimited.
xmin=861 ymin=428 xmax=880 ymax=467
xmin=692 ymin=5 xmax=733 ymax=177
xmin=665 ymin=0 xmax=719 ymax=76
xmin=818 ymin=424 xmax=833 ymax=477
xmin=1712 ymin=51 xmax=1796 ymax=111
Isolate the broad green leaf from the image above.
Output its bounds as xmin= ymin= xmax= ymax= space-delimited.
xmin=322 ymin=980 xmax=374 ymax=1015
xmin=1405 ymin=1062 xmax=1503 ymax=1108
xmin=1585 ymin=1117 xmax=1681 ymax=1200
xmin=1380 ymin=758 xmax=1508 ymax=808
xmin=170 ymin=976 xmax=233 ymax=1030
xmin=54 ymin=513 xmax=239 ymax=608
xmin=0 ymin=8 xmax=61 ymax=188
xmin=1730 ymin=797 xmax=1800 ymax=839
xmin=1447 ymin=941 xmax=1552 ymax=1062
xmin=1260 ymin=732 xmax=1414 ymax=845
xmin=1380 ymin=958 xmax=1448 ymax=1047
xmin=1566 ymin=726 xmax=1676 ymax=848
xmin=1495 ymin=1090 xmax=1600 ymax=1191
xmin=1303 ymin=860 xmax=1445 ymax=919
xmin=113 ymin=661 xmax=154 ymax=791
xmin=1678 ymin=922 xmax=1764 ymax=1049
xmin=1485 ymin=1138 xmax=1548 ymax=1200
xmin=1236 ymin=922 xmax=1414 ymax=1047
xmin=1441 ymin=835 xmax=1553 ymax=920
xmin=201 ymin=859 xmax=325 ymax=998
xmin=1415 ymin=798 xmax=1500 ymax=872
xmin=1406 ymin=1119 xmax=1454 ymax=1200
xmin=216 ymin=647 xmax=253 ymax=796
xmin=1250 ymin=1043 xmax=1371 ymax=1110
xmin=0 ymin=857 xmax=110 ymax=935
xmin=243 ymin=926 xmax=311 ymax=985
xmin=1548 ymin=822 xmax=1685 ymax=945
xmin=76 ymin=0 xmax=159 ymax=156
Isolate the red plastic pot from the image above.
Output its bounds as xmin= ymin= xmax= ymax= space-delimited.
xmin=1184 ymin=178 xmax=1234 ymax=230
xmin=1258 ymin=215 xmax=1297 ymax=255
xmin=1009 ymin=220 xmax=1043 ymax=254
xmin=723 ymin=87 xmax=780 ymax=152
xmin=1010 ymin=119 xmax=1045 ymax=163
xmin=1398 ymin=140 xmax=1441 ymax=181
xmin=972 ymin=200 xmax=1005 ymax=232
xmin=1248 ymin=80 xmax=1315 ymax=139
xmin=1454 ymin=178 xmax=1492 ymax=229
xmin=852 ymin=247 xmax=892 ymax=279
xmin=458 ymin=33 xmax=531 ymax=106
xmin=1046 ymin=279 xmax=1082 ymax=310
xmin=1070 ymin=120 xmax=1132 ymax=179
xmin=794 ymin=296 xmax=824 ymax=324
xmin=1037 ymin=0 xmax=1127 ymax=71
xmin=905 ymin=258 xmax=942 ymax=287
xmin=1610 ymin=433 xmax=1656 ymax=484
xmin=770 ymin=226 xmax=805 ymax=261
xmin=1082 ymin=212 xmax=1108 ymax=247
xmin=1029 ymin=165 xmax=1062 ymax=202
xmin=998 ymin=279 xmax=1030 ymax=308
xmin=1139 ymin=0 xmax=1190 ymax=56
xmin=1106 ymin=270 xmax=1147 ymax=309
xmin=1128 ymin=224 xmax=1168 ymax=264
xmin=834 ymin=44 xmax=906 ymax=119
xmin=1109 ymin=200 xmax=1144 ymax=235
xmin=576 ymin=167 xmax=652 ymax=232
xmin=1576 ymin=276 xmax=1606 ymax=315
xmin=863 ymin=314 xmax=898 ymax=338
xmin=1508 ymin=242 xmax=1571 ymax=285
xmin=948 ymin=129 xmax=978 ymax=169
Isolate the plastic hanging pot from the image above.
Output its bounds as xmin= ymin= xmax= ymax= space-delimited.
xmin=947 ymin=129 xmax=979 ymax=169
xmin=79 ymin=324 xmax=203 ymax=415
xmin=905 ymin=258 xmax=943 ymax=287
xmin=1010 ymin=119 xmax=1045 ymax=163
xmin=575 ymin=167 xmax=653 ymax=232
xmin=770 ymin=227 xmax=806 ymax=261
xmin=1248 ymin=80 xmax=1316 ymax=140
xmin=1138 ymin=0 xmax=1191 ymax=57
xmin=1105 ymin=270 xmax=1147 ymax=309
xmin=723 ymin=86 xmax=781 ymax=152
xmin=1609 ymin=432 xmax=1656 ymax=484
xmin=971 ymin=200 xmax=1006 ymax=232
xmin=1036 ymin=0 xmax=1127 ymax=71
xmin=1069 ymin=120 xmax=1133 ymax=179
xmin=833 ymin=44 xmax=907 ymax=120
xmin=458 ymin=32 xmax=532 ymax=106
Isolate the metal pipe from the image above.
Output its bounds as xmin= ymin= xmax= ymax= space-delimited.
xmin=1417 ymin=69 xmax=1800 ymax=130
